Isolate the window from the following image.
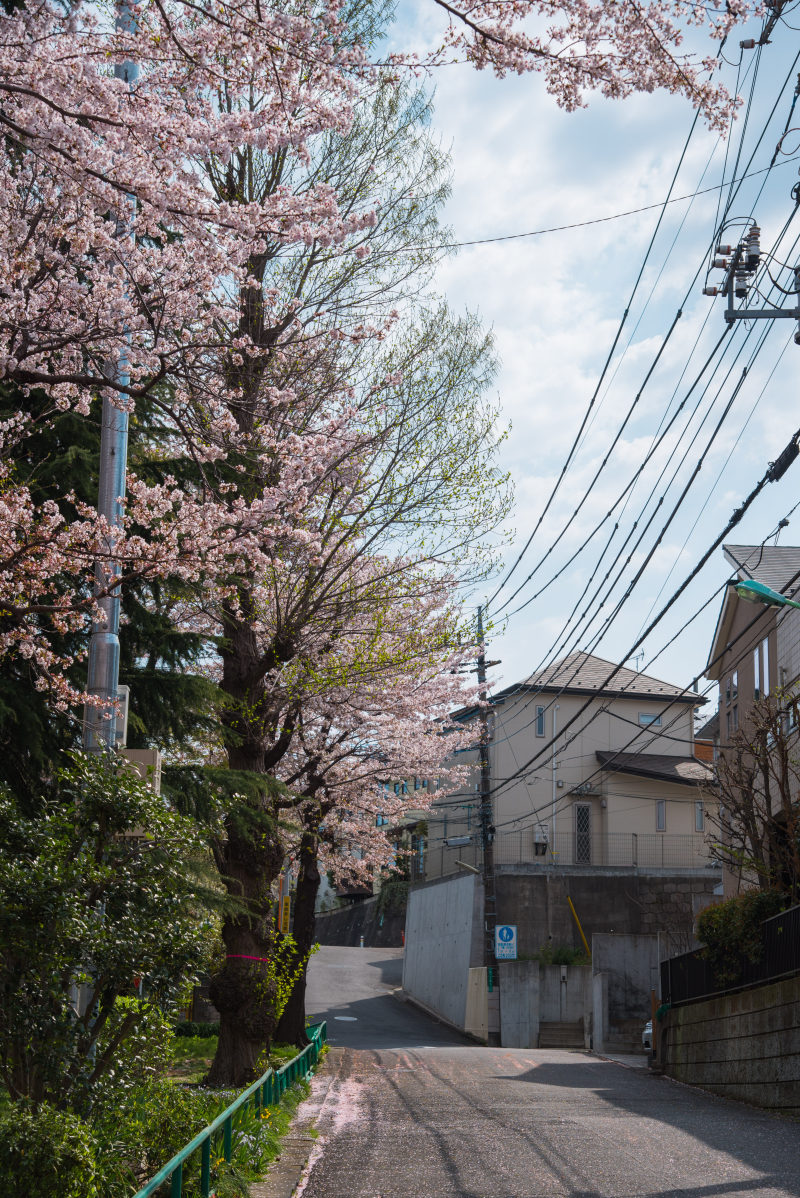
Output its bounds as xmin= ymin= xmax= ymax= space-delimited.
xmin=535 ymin=705 xmax=545 ymax=737
xmin=656 ymin=800 xmax=666 ymax=831
xmin=731 ymin=705 xmax=738 ymax=732
xmin=695 ymin=801 xmax=704 ymax=832
xmin=732 ymin=670 xmax=738 ymax=700
xmin=762 ymin=637 xmax=770 ymax=696
xmin=725 ymin=676 xmax=731 ymax=705
xmin=638 ymin=712 xmax=662 ymax=727
xmin=754 ymin=647 xmax=760 ymax=699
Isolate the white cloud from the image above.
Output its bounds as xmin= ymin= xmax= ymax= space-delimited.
xmin=387 ymin=1 xmax=800 ymax=693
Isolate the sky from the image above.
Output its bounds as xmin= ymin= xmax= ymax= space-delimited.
xmin=386 ymin=1 xmax=800 ymax=714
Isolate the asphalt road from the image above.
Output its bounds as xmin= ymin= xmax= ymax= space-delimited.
xmin=297 ymin=946 xmax=800 ymax=1198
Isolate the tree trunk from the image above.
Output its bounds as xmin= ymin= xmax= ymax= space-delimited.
xmin=273 ymin=830 xmax=320 ymax=1047
xmin=206 ymin=766 xmax=286 ymax=1087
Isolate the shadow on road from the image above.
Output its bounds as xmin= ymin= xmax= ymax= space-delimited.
xmin=311 ymin=991 xmax=472 ymax=1051
xmin=469 ymin=1055 xmax=800 ymax=1198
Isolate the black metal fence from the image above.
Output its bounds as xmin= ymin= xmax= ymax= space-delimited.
xmin=661 ymin=902 xmax=800 ymax=1006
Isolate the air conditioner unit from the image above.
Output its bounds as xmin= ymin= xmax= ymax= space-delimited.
xmin=445 ymin=836 xmax=472 ymax=848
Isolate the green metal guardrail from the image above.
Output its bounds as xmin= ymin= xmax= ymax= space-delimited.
xmin=133 ymin=1021 xmax=327 ymax=1198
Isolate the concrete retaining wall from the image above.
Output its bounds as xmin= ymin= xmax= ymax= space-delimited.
xmin=497 ymin=962 xmax=590 ymax=1048
xmin=314 ymin=896 xmax=405 ymax=947
xmin=403 ymin=873 xmax=484 ymax=1029
xmin=663 ymin=975 xmax=800 ymax=1113
xmin=592 ymin=933 xmax=658 ymax=1048
xmin=540 ymin=963 xmax=590 ymax=1024
xmin=499 ymin=961 xmax=540 ymax=1048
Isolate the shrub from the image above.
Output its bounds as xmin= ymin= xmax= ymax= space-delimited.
xmin=0 ymin=751 xmax=220 ymax=1109
xmin=376 ymin=876 xmax=409 ymax=916
xmin=175 ymin=1020 xmax=221 ymax=1038
xmin=535 ymin=944 xmax=590 ymax=966
xmin=696 ymin=887 xmax=788 ymax=986
xmin=92 ymin=1079 xmax=217 ymax=1197
xmin=0 ymin=1102 xmax=98 ymax=1198
xmin=94 ymin=999 xmax=174 ymax=1105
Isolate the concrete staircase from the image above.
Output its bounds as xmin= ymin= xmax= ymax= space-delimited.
xmin=538 ymin=1020 xmax=585 ymax=1049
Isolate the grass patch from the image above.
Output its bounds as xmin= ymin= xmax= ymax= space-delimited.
xmin=169 ymin=1037 xmax=312 ymax=1084
xmin=204 ymin=1077 xmax=311 ymax=1197
xmin=169 ymin=1034 xmax=218 ymax=1083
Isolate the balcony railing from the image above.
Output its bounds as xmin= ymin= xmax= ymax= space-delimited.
xmin=411 ymin=829 xmax=717 ymax=884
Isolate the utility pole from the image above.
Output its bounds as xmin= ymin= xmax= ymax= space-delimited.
xmin=476 ymin=607 xmax=497 ymax=978
xmin=83 ymin=3 xmax=138 ymax=752
xmin=703 ymin=221 xmax=800 ymax=343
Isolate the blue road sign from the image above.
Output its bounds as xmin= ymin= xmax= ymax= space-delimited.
xmin=495 ymin=924 xmax=517 ymax=959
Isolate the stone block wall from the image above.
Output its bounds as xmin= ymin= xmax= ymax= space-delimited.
xmin=494 ymin=868 xmax=720 ymax=953
xmin=313 ymin=895 xmax=406 ymax=947
xmin=662 ymin=975 xmax=800 ymax=1113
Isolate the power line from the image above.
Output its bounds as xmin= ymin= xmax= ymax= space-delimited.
xmin=397 ymin=156 xmax=800 ymax=254
xmin=489 ymin=443 xmax=800 ymax=800
xmin=485 ymin=46 xmax=800 ymax=626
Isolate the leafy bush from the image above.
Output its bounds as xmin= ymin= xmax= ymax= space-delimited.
xmin=0 ymin=751 xmax=220 ymax=1109
xmin=696 ymin=888 xmax=788 ymax=986
xmin=534 ymin=944 xmax=590 ymax=966
xmin=376 ymin=876 xmax=409 ymax=915
xmin=92 ymin=1079 xmax=217 ymax=1197
xmin=94 ymin=999 xmax=174 ymax=1104
xmin=175 ymin=1020 xmax=220 ymax=1038
xmin=0 ymin=1102 xmax=98 ymax=1198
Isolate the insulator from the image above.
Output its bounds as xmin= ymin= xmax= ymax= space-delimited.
xmin=712 ymin=257 xmax=729 ymax=269
xmin=703 ymin=286 xmax=719 ymax=296
xmin=735 ymin=275 xmax=749 ymax=298
xmin=740 ymin=37 xmax=756 ymax=48
xmin=746 ymin=223 xmax=761 ymax=271
xmin=716 ymin=244 xmax=733 ymax=255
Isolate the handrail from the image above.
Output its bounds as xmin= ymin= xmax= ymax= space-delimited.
xmin=133 ymin=1021 xmax=327 ymax=1198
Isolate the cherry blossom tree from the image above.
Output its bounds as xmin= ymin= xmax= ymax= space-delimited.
xmin=0 ymin=0 xmax=373 ymax=703
xmin=206 ymin=566 xmax=477 ymax=1080
xmin=0 ymin=0 xmax=761 ymax=1092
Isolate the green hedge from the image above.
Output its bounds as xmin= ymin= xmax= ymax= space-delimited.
xmin=174 ymin=1020 xmax=220 ymax=1037
xmin=696 ymin=887 xmax=788 ymax=986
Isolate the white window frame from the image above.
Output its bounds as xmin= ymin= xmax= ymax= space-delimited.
xmin=754 ymin=647 xmax=760 ymax=700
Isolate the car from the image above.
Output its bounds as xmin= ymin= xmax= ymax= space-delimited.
xmin=642 ymin=1019 xmax=653 ymax=1051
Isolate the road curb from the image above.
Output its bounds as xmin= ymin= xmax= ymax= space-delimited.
xmin=250 ymin=1055 xmax=339 ymax=1198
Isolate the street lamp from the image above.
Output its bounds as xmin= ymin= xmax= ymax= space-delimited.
xmin=735 ymin=579 xmax=800 ymax=611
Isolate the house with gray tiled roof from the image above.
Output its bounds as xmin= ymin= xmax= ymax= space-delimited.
xmin=422 ymin=650 xmax=716 ymax=880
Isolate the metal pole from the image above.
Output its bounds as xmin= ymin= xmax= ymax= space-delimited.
xmin=83 ymin=3 xmax=138 ymax=752
xmin=551 ymin=703 xmax=559 ymax=855
xmin=477 ymin=608 xmax=496 ymax=973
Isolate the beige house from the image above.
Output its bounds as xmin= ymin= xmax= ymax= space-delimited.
xmin=706 ymin=543 xmax=800 ymax=895
xmin=420 ymin=651 xmax=714 ymax=882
